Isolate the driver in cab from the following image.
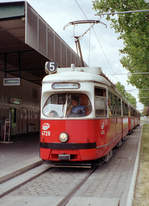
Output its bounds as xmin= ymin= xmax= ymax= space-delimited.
xmin=67 ymin=96 xmax=86 ymax=117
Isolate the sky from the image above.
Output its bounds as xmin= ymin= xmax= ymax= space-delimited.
xmin=0 ymin=0 xmax=144 ymax=111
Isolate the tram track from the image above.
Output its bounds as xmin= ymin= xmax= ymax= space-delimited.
xmin=56 ymin=167 xmax=97 ymax=206
xmin=0 ymin=163 xmax=100 ymax=206
xmin=0 ymin=159 xmax=43 ymax=184
xmin=0 ymin=154 xmax=103 ymax=200
xmin=0 ymin=127 xmax=141 ymax=206
xmin=0 ymin=163 xmax=52 ymax=198
xmin=0 ymin=153 xmax=120 ymax=206
xmin=0 ymin=159 xmax=121 ymax=206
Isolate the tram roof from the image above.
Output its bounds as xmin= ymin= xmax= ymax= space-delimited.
xmin=42 ymin=66 xmax=111 ymax=87
xmin=42 ymin=65 xmax=139 ymax=112
xmin=0 ymin=1 xmax=85 ymax=85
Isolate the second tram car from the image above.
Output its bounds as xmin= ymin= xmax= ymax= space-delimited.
xmin=40 ymin=64 xmax=140 ymax=165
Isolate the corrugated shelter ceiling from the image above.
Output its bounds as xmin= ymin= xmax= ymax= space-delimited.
xmin=0 ymin=1 xmax=84 ymax=84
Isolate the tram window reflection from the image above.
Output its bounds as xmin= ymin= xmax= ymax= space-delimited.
xmin=42 ymin=93 xmax=91 ymax=118
xmin=95 ymin=87 xmax=107 ymax=117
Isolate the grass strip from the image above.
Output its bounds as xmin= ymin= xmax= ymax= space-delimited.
xmin=133 ymin=124 xmax=149 ymax=206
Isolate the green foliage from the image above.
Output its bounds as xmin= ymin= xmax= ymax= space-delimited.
xmin=139 ymin=90 xmax=149 ymax=106
xmin=116 ymin=81 xmax=136 ymax=107
xmin=93 ymin=0 xmax=149 ymax=107
xmin=116 ymin=81 xmax=126 ymax=98
xmin=126 ymin=92 xmax=137 ymax=108
xmin=142 ymin=106 xmax=149 ymax=116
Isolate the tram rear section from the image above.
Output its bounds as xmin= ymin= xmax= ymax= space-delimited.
xmin=40 ymin=64 xmax=140 ymax=164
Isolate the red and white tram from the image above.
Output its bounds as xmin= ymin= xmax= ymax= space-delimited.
xmin=40 ymin=63 xmax=140 ymax=165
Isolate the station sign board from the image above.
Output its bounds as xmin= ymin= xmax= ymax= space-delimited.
xmin=9 ymin=98 xmax=22 ymax=105
xmin=3 ymin=78 xmax=21 ymax=86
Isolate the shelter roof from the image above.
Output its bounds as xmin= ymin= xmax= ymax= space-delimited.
xmin=0 ymin=1 xmax=84 ymax=84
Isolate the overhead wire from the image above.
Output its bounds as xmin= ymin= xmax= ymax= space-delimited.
xmin=88 ymin=29 xmax=91 ymax=65
xmin=70 ymin=1 xmax=91 ymax=64
xmin=73 ymin=0 xmax=144 ymax=110
xmin=74 ymin=0 xmax=88 ymax=19
xmin=73 ymin=0 xmax=115 ymax=76
xmin=97 ymin=9 xmax=149 ymax=16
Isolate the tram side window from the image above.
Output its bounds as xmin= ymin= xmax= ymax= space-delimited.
xmin=130 ymin=108 xmax=133 ymax=117
xmin=134 ymin=110 xmax=137 ymax=117
xmin=131 ymin=108 xmax=136 ymax=117
xmin=108 ymin=92 xmax=114 ymax=116
xmin=95 ymin=87 xmax=107 ymax=117
xmin=117 ymin=97 xmax=121 ymax=116
xmin=108 ymin=92 xmax=121 ymax=117
xmin=95 ymin=87 xmax=106 ymax=96
xmin=123 ymin=102 xmax=128 ymax=116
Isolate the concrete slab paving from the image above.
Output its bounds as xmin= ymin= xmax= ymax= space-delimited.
xmin=0 ymin=164 xmax=51 ymax=198
xmin=0 ymin=134 xmax=40 ymax=182
xmin=67 ymin=197 xmax=120 ymax=206
xmin=0 ymin=196 xmax=64 ymax=206
xmin=68 ymin=127 xmax=142 ymax=206
xmin=0 ymin=157 xmax=42 ymax=183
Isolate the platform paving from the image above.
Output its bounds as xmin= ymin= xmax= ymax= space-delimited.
xmin=71 ymin=127 xmax=142 ymax=206
xmin=0 ymin=127 xmax=142 ymax=206
xmin=0 ymin=133 xmax=41 ymax=183
xmin=67 ymin=197 xmax=120 ymax=206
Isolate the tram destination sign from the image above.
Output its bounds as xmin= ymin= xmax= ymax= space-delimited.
xmin=52 ymin=83 xmax=80 ymax=89
xmin=3 ymin=78 xmax=21 ymax=86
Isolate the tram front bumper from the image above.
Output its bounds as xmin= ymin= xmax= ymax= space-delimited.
xmin=40 ymin=147 xmax=97 ymax=161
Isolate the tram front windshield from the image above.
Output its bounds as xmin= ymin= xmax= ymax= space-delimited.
xmin=42 ymin=93 xmax=91 ymax=118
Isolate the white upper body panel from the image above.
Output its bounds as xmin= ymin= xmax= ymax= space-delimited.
xmin=42 ymin=66 xmax=111 ymax=87
xmin=41 ymin=66 xmax=111 ymax=119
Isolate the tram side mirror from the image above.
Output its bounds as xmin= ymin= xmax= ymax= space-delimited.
xmin=45 ymin=61 xmax=57 ymax=74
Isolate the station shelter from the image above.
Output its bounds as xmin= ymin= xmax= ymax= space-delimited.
xmin=0 ymin=1 xmax=84 ymax=142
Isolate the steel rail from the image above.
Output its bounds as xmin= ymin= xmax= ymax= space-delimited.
xmin=0 ymin=163 xmax=52 ymax=198
xmin=56 ymin=167 xmax=97 ymax=206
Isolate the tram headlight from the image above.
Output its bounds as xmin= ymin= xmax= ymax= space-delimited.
xmin=59 ymin=132 xmax=69 ymax=143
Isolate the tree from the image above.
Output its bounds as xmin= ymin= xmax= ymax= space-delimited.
xmin=126 ymin=92 xmax=137 ymax=108
xmin=93 ymin=0 xmax=149 ymax=106
xmin=142 ymin=106 xmax=149 ymax=116
xmin=116 ymin=81 xmax=137 ymax=107
xmin=115 ymin=81 xmax=127 ymax=98
xmin=139 ymin=89 xmax=149 ymax=106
